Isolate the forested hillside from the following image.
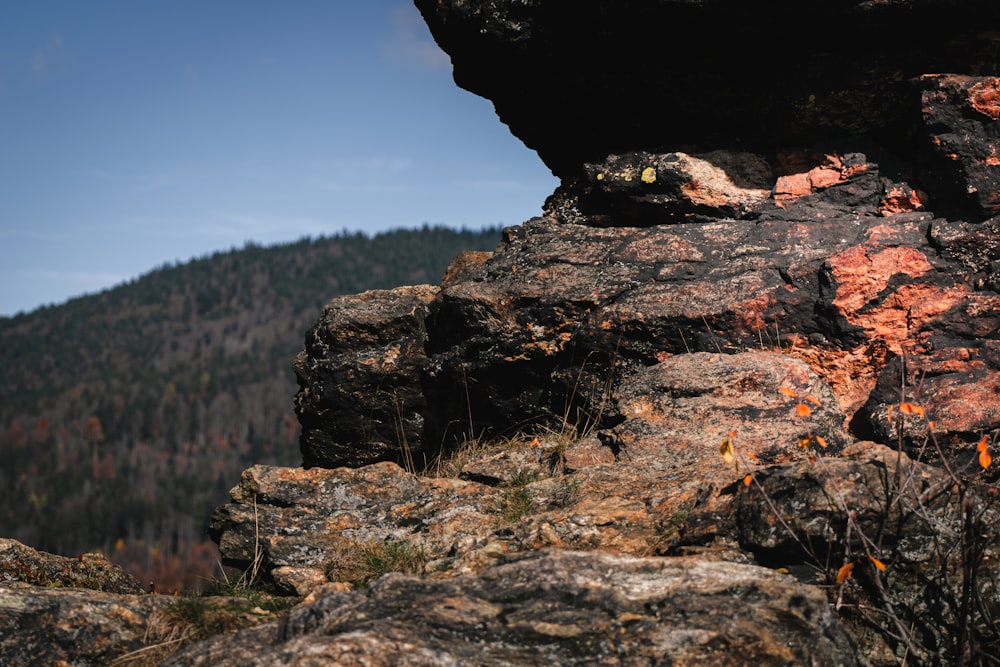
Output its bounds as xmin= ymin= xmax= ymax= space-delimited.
xmin=0 ymin=225 xmax=501 ymax=590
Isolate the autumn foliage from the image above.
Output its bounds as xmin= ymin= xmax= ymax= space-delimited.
xmin=725 ymin=383 xmax=1000 ymax=663
xmin=0 ymin=226 xmax=502 ymax=591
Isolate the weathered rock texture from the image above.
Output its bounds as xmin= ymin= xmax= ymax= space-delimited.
xmin=1 ymin=582 xmax=172 ymax=667
xmin=163 ymin=550 xmax=863 ymax=667
xmin=265 ymin=2 xmax=1000 ymax=663
xmin=294 ymin=286 xmax=438 ymax=468
xmin=0 ymin=539 xmax=294 ymax=667
xmin=1 ymin=537 xmax=143 ymax=594
xmin=299 ymin=162 xmax=1000 ymax=470
xmin=215 ymin=352 xmax=847 ymax=596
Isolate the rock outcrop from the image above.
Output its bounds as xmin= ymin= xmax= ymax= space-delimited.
xmin=294 ymin=286 xmax=439 ymax=469
xmin=5 ymin=1 xmax=1000 ymax=664
xmin=214 ymin=351 xmax=848 ymax=596
xmin=1 ymin=537 xmax=143 ymax=595
xmin=273 ymin=2 xmax=1000 ymax=663
xmin=0 ymin=539 xmax=297 ymax=667
xmin=163 ymin=550 xmax=862 ymax=667
xmin=293 ymin=153 xmax=1000 ymax=472
xmin=414 ymin=0 xmax=1000 ymax=183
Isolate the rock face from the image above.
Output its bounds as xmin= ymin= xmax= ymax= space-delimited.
xmin=163 ymin=550 xmax=862 ymax=667
xmin=260 ymin=2 xmax=1000 ymax=663
xmin=297 ymin=156 xmax=1000 ymax=470
xmin=414 ymin=0 xmax=1000 ymax=181
xmin=294 ymin=286 xmax=439 ymax=468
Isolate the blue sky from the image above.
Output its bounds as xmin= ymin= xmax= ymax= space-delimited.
xmin=0 ymin=1 xmax=557 ymax=317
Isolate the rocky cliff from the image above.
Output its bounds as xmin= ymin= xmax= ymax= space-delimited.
xmin=4 ymin=1 xmax=1000 ymax=664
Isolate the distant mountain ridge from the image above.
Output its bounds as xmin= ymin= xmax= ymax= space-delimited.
xmin=0 ymin=224 xmax=501 ymax=590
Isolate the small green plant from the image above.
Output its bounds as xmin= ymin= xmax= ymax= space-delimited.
xmin=164 ymin=595 xmax=256 ymax=640
xmin=670 ymin=508 xmax=691 ymax=526
xmin=424 ymin=431 xmax=494 ymax=478
xmin=111 ymin=588 xmax=299 ymax=667
xmin=558 ymin=477 xmax=582 ymax=504
xmin=499 ymin=471 xmax=536 ymax=524
xmin=358 ymin=541 xmax=426 ymax=582
xmin=327 ymin=539 xmax=427 ymax=588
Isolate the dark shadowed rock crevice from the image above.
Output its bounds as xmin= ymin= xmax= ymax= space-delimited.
xmin=415 ymin=0 xmax=1000 ymax=180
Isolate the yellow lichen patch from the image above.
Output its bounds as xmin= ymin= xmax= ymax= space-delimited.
xmin=620 ymin=167 xmax=635 ymax=182
xmin=641 ymin=167 xmax=656 ymax=183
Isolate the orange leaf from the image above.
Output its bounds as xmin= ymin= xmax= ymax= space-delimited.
xmin=886 ymin=405 xmax=895 ymax=421
xmin=720 ymin=437 xmax=735 ymax=464
xmin=867 ymin=555 xmax=887 ymax=572
xmin=980 ymin=449 xmax=992 ymax=470
xmin=804 ymin=395 xmax=823 ymax=406
xmin=779 ymin=387 xmax=798 ymax=398
xmin=836 ymin=562 xmax=855 ymax=584
xmin=977 ymin=436 xmax=989 ymax=453
xmin=796 ymin=403 xmax=812 ymax=418
xmin=815 ymin=435 xmax=828 ymax=448
xmin=745 ymin=451 xmax=760 ymax=462
xmin=899 ymin=402 xmax=925 ymax=418
xmin=797 ymin=437 xmax=811 ymax=449
xmin=743 ymin=474 xmax=753 ymax=487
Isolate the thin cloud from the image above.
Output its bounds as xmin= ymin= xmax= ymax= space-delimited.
xmin=80 ymin=167 xmax=183 ymax=192
xmin=321 ymin=183 xmax=412 ymax=194
xmin=316 ymin=156 xmax=414 ymax=192
xmin=28 ymin=268 xmax=131 ymax=284
xmin=383 ymin=5 xmax=450 ymax=71
xmin=456 ymin=178 xmax=541 ymax=191
xmin=157 ymin=213 xmax=337 ymax=242
xmin=31 ymin=34 xmax=66 ymax=76
xmin=365 ymin=156 xmax=413 ymax=173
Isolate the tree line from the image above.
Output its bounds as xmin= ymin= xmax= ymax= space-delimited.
xmin=0 ymin=225 xmax=501 ymax=590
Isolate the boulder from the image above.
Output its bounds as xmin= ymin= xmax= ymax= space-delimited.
xmin=294 ymin=285 xmax=438 ymax=468
xmin=0 ymin=537 xmax=142 ymax=594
